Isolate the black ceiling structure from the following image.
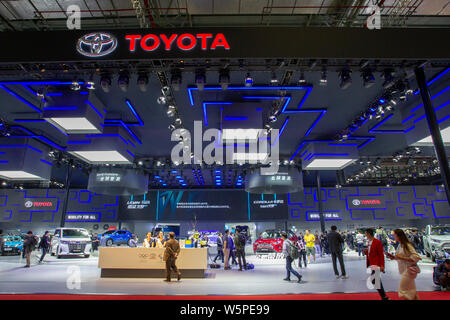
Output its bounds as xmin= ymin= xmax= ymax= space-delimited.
xmin=0 ymin=2 xmax=448 ymax=195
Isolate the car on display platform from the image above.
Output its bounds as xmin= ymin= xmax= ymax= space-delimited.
xmin=98 ymin=229 xmax=133 ymax=247
xmin=1 ymin=235 xmax=23 ymax=255
xmin=423 ymin=225 xmax=450 ymax=262
xmin=51 ymin=228 xmax=92 ymax=258
xmin=253 ymin=230 xmax=298 ymax=254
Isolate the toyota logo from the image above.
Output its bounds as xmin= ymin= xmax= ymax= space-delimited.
xmin=352 ymin=199 xmax=361 ymax=206
xmin=24 ymin=201 xmax=33 ymax=208
xmin=77 ymin=32 xmax=117 ymax=57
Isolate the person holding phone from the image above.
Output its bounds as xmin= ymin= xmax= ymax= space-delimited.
xmin=386 ymin=229 xmax=422 ymax=300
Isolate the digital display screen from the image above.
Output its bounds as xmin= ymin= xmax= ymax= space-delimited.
xmin=157 ymin=190 xmax=247 ymax=221
xmin=118 ymin=193 xmax=157 ymax=221
xmin=248 ymin=193 xmax=288 ymax=220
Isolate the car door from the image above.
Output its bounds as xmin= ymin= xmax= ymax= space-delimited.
xmin=117 ymin=231 xmax=127 ymax=243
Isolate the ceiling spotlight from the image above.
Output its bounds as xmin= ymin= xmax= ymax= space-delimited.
xmin=86 ymin=77 xmax=95 ymax=90
xmin=168 ymin=124 xmax=176 ymax=131
xmin=362 ymin=69 xmax=375 ymax=88
xmin=137 ymin=72 xmax=149 ymax=92
xmin=174 ymin=117 xmax=182 ymax=126
xmin=320 ymin=69 xmax=327 ymax=86
xmin=100 ymin=74 xmax=112 ymax=93
xmin=268 ymin=115 xmax=277 ymax=123
xmin=298 ymin=71 xmax=306 ymax=84
xmin=219 ymin=68 xmax=230 ymax=90
xmin=170 ymin=69 xmax=182 ymax=91
xmin=382 ymin=69 xmax=395 ymax=89
xmin=270 ymin=72 xmax=279 ymax=85
xmin=157 ymin=96 xmax=167 ymax=105
xmin=245 ymin=73 xmax=253 ymax=87
xmin=70 ymin=81 xmax=81 ymax=91
xmin=118 ymin=72 xmax=130 ymax=92
xmin=167 ymin=105 xmax=176 ymax=117
xmin=339 ymin=69 xmax=352 ymax=90
xmin=195 ymin=69 xmax=206 ymax=91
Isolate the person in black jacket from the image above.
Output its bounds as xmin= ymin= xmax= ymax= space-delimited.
xmin=436 ymin=259 xmax=450 ymax=291
xmin=38 ymin=231 xmax=50 ymax=263
xmin=327 ymin=226 xmax=349 ymax=279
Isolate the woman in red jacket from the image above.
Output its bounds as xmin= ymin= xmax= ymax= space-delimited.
xmin=364 ymin=228 xmax=389 ymax=300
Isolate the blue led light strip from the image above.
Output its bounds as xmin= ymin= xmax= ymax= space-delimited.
xmin=125 ymin=99 xmax=144 ymax=125
xmin=0 ymin=85 xmax=41 ymax=113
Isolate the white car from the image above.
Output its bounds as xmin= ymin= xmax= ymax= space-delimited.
xmin=51 ymin=228 xmax=92 ymax=259
xmin=423 ymin=225 xmax=450 ymax=262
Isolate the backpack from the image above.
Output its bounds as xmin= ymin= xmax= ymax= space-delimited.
xmin=287 ymin=240 xmax=299 ymax=259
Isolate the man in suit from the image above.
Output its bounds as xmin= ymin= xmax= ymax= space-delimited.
xmin=327 ymin=226 xmax=349 ymax=279
xmin=234 ymin=230 xmax=247 ymax=271
xmin=364 ymin=228 xmax=389 ymax=300
xmin=163 ymin=232 xmax=181 ymax=282
xmin=223 ymin=230 xmax=232 ymax=270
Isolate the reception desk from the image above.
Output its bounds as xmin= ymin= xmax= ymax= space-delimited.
xmin=98 ymin=247 xmax=208 ymax=278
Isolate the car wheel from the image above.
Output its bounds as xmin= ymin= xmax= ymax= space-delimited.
xmin=84 ymin=254 xmax=90 ymax=258
xmin=425 ymin=251 xmax=430 ymax=258
xmin=106 ymin=239 xmax=113 ymax=247
xmin=127 ymin=239 xmax=133 ymax=247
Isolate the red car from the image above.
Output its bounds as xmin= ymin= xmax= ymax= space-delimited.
xmin=253 ymin=230 xmax=298 ymax=254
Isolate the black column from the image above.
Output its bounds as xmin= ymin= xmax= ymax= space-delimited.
xmin=316 ymin=171 xmax=325 ymax=233
xmin=59 ymin=160 xmax=73 ymax=228
xmin=415 ymin=67 xmax=450 ymax=208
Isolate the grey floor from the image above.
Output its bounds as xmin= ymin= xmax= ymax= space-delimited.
xmin=0 ymin=250 xmax=439 ymax=296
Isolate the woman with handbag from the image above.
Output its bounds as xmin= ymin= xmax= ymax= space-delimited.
xmin=386 ymin=229 xmax=422 ymax=300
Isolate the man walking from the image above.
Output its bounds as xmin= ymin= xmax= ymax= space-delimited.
xmin=38 ymin=231 xmax=50 ymax=263
xmin=364 ymin=228 xmax=389 ymax=300
xmin=281 ymin=232 xmax=302 ymax=283
xmin=356 ymin=231 xmax=365 ymax=257
xmin=234 ymin=230 xmax=247 ymax=271
xmin=223 ymin=230 xmax=232 ymax=270
xmin=213 ymin=232 xmax=224 ymax=264
xmin=163 ymin=232 xmax=181 ymax=282
xmin=297 ymin=236 xmax=307 ymax=268
xmin=23 ymin=231 xmax=37 ymax=268
xmin=327 ymin=226 xmax=349 ymax=279
xmin=304 ymin=230 xmax=316 ymax=264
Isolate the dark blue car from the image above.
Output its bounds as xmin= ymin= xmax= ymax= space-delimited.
xmin=98 ymin=230 xmax=133 ymax=247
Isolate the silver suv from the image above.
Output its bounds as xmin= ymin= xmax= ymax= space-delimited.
xmin=423 ymin=225 xmax=450 ymax=262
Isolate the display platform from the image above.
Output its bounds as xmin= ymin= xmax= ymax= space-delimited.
xmin=98 ymin=247 xmax=208 ymax=278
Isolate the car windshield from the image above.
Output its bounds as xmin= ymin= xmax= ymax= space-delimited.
xmin=431 ymin=227 xmax=450 ymax=236
xmin=62 ymin=229 xmax=89 ymax=238
xmin=260 ymin=231 xmax=280 ymax=239
xmin=103 ymin=230 xmax=115 ymax=235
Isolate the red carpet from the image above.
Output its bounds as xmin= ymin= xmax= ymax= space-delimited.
xmin=0 ymin=291 xmax=448 ymax=300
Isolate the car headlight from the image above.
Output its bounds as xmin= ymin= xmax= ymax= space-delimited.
xmin=60 ymin=240 xmax=70 ymax=244
xmin=431 ymin=238 xmax=442 ymax=243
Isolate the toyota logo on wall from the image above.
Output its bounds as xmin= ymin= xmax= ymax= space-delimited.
xmin=24 ymin=201 xmax=33 ymax=208
xmin=77 ymin=32 xmax=117 ymax=57
xmin=352 ymin=199 xmax=361 ymax=206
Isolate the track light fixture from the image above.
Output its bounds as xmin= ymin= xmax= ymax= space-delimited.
xmin=157 ymin=96 xmax=167 ymax=105
xmin=319 ymin=68 xmax=327 ymax=86
xmin=100 ymin=74 xmax=112 ymax=93
xmin=339 ymin=68 xmax=352 ymax=90
xmin=195 ymin=69 xmax=206 ymax=91
xmin=219 ymin=68 xmax=230 ymax=90
xmin=170 ymin=69 xmax=182 ymax=91
xmin=362 ymin=69 xmax=375 ymax=88
xmin=382 ymin=69 xmax=395 ymax=89
xmin=137 ymin=72 xmax=149 ymax=92
xmin=118 ymin=72 xmax=130 ymax=92
xmin=245 ymin=72 xmax=253 ymax=87
xmin=166 ymin=105 xmax=176 ymax=117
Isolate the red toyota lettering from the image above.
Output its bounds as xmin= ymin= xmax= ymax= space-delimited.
xmin=196 ymin=33 xmax=213 ymax=50
xmin=177 ymin=33 xmax=196 ymax=50
xmin=211 ymin=33 xmax=230 ymax=50
xmin=160 ymin=34 xmax=178 ymax=50
xmin=141 ymin=34 xmax=160 ymax=51
xmin=125 ymin=34 xmax=141 ymax=52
